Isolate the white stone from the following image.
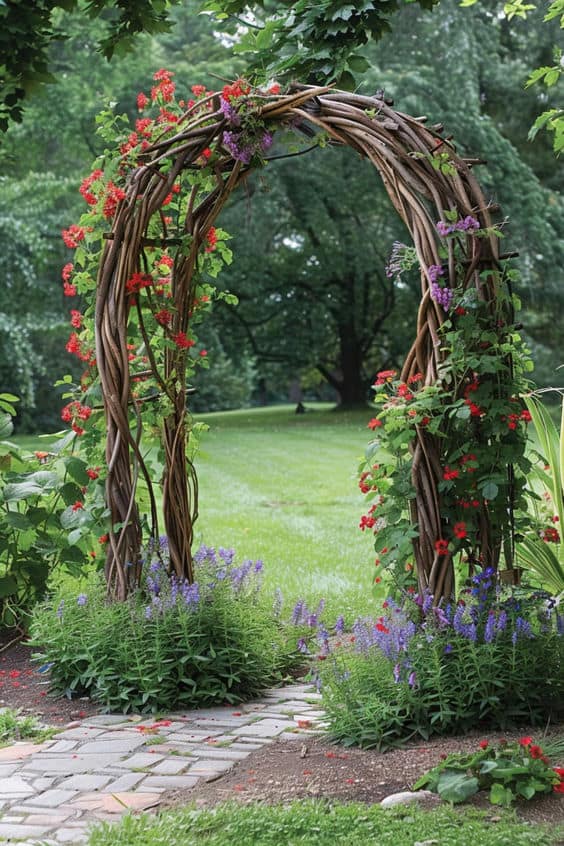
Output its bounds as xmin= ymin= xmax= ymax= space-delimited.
xmin=380 ymin=790 xmax=437 ymax=808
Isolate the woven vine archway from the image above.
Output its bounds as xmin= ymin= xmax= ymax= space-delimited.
xmin=97 ymin=83 xmax=508 ymax=602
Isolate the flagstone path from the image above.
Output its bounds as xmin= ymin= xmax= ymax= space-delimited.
xmin=0 ymin=683 xmax=325 ymax=845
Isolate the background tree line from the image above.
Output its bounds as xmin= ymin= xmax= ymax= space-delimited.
xmin=1 ymin=0 xmax=563 ymax=429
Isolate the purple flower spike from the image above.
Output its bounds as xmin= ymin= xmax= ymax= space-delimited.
xmin=430 ymin=282 xmax=454 ymax=311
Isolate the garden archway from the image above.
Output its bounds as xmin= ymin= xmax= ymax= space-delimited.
xmin=96 ymin=82 xmax=516 ymax=603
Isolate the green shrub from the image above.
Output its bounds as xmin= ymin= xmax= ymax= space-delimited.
xmin=319 ymin=572 xmax=564 ymax=749
xmin=0 ymin=393 xmax=103 ymax=628
xmin=30 ymin=542 xmax=301 ymax=712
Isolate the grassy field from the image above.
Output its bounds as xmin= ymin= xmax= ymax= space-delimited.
xmin=13 ymin=404 xmax=379 ymax=618
xmin=194 ymin=404 xmax=377 ymax=619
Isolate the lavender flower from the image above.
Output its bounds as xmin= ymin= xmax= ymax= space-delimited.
xmin=76 ymin=594 xmax=88 ymax=607
xmin=436 ymin=216 xmax=480 ymax=237
xmin=484 ymin=611 xmax=496 ymax=643
xmin=431 ymin=282 xmax=454 ymax=311
xmin=220 ymin=98 xmax=241 ymax=126
xmin=56 ymin=600 xmax=65 ymax=619
xmin=408 ymin=671 xmax=417 ymax=688
xmin=335 ymin=614 xmax=345 ymax=635
xmin=427 ymin=264 xmax=444 ymax=284
xmin=297 ymin=637 xmax=309 ymax=654
xmin=218 ymin=547 xmax=235 ymax=566
xmin=222 ymin=131 xmax=253 ymax=164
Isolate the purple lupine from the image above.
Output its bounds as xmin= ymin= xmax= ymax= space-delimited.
xmin=181 ymin=581 xmax=200 ymax=607
xmin=254 ymin=560 xmax=264 ymax=573
xmin=291 ymin=600 xmax=305 ymax=625
xmin=335 ymin=614 xmax=345 ymax=635
xmin=393 ymin=663 xmax=401 ymax=683
xmin=496 ymin=609 xmax=508 ymax=634
xmin=297 ymin=637 xmax=309 ymax=654
xmin=218 ymin=547 xmax=235 ymax=566
xmin=484 ymin=611 xmax=496 ymax=643
xmin=408 ymin=671 xmax=417 ymax=688
xmin=77 ymin=594 xmax=88 ymax=607
xmin=56 ymin=599 xmax=65 ymax=619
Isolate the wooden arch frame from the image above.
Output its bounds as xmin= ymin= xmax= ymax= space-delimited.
xmin=96 ymin=83 xmax=510 ymax=601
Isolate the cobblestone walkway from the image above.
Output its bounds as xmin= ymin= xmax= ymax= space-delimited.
xmin=0 ymin=684 xmax=325 ymax=845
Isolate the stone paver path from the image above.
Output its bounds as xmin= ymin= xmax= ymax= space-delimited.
xmin=0 ymin=684 xmax=326 ymax=844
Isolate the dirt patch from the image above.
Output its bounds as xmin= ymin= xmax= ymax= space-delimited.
xmin=163 ymin=735 xmax=564 ymax=826
xmin=0 ymin=631 xmax=101 ymax=725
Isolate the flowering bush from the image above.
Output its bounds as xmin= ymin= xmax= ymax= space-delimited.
xmin=30 ymin=541 xmax=302 ymax=712
xmin=359 ymin=223 xmax=535 ymax=594
xmin=414 ymin=736 xmax=564 ymax=805
xmin=317 ymin=573 xmax=564 ymax=749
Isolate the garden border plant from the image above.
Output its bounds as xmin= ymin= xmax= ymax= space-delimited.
xmin=59 ymin=73 xmax=534 ymax=602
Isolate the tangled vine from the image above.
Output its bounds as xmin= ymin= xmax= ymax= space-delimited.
xmin=89 ymin=78 xmax=524 ymax=601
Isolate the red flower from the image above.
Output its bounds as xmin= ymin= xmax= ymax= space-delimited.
xmin=453 ymin=522 xmax=467 ymax=539
xmin=99 ymin=534 xmax=109 ymax=544
xmin=172 ymin=331 xmax=195 ymax=349
xmin=137 ymin=92 xmax=149 ymax=111
xmin=63 ymin=281 xmax=77 ymax=297
xmin=479 ymin=740 xmax=489 ymax=749
xmin=153 ymin=68 xmax=174 ymax=81
xmin=520 ymin=409 xmax=532 ymax=423
xmin=434 ymin=539 xmax=449 ymax=556
xmin=407 ymin=372 xmax=423 ymax=384
xmin=367 ymin=418 xmax=382 ymax=430
xmin=518 ymin=736 xmax=533 ymax=747
xmin=554 ymin=781 xmax=564 ymax=794
xmin=540 ymin=526 xmax=560 ymax=543
xmin=62 ymin=224 xmax=87 ymax=249
xmin=222 ymin=79 xmax=250 ymax=100
xmin=126 ymin=272 xmax=153 ymax=295
xmin=102 ymin=181 xmax=126 ymax=220
xmin=529 ymin=744 xmax=544 ymax=759
xmin=70 ymin=310 xmax=83 ymax=329
xmin=374 ymin=369 xmax=397 ymax=386
xmin=359 ymin=515 xmax=376 ymax=531
xmin=443 ymin=466 xmax=459 ymax=481
xmin=86 ymin=468 xmax=99 ymax=480
xmin=191 ymin=84 xmax=206 ymax=96
xmin=155 ymin=309 xmax=173 ymax=327
xmin=199 ymin=349 xmax=208 ymax=357
xmin=269 ymin=83 xmax=281 ymax=94
xmin=62 ymin=263 xmax=74 ymax=283
xmin=205 ymin=227 xmax=218 ymax=252
xmin=465 ymin=399 xmax=483 ymax=417
xmin=71 ymin=501 xmax=84 ymax=512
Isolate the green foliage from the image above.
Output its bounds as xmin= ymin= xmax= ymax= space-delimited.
xmin=518 ymin=394 xmax=564 ymax=593
xmin=189 ymin=337 xmax=256 ymax=413
xmin=415 ymin=736 xmax=563 ymax=805
xmin=358 ymin=239 xmax=534 ymax=592
xmin=0 ymin=394 xmax=103 ymax=628
xmin=0 ymin=0 xmax=181 ymax=130
xmin=0 ymin=708 xmax=56 ymax=746
xmin=86 ymin=800 xmax=562 ymax=846
xmin=203 ymin=0 xmax=439 ymax=90
xmin=30 ymin=544 xmax=301 ymax=712
xmin=319 ymin=583 xmax=564 ymax=750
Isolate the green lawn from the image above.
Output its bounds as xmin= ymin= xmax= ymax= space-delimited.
xmin=87 ymin=800 xmax=561 ymax=846
xmin=194 ymin=404 xmax=377 ymax=619
xmin=13 ymin=404 xmax=379 ymax=618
